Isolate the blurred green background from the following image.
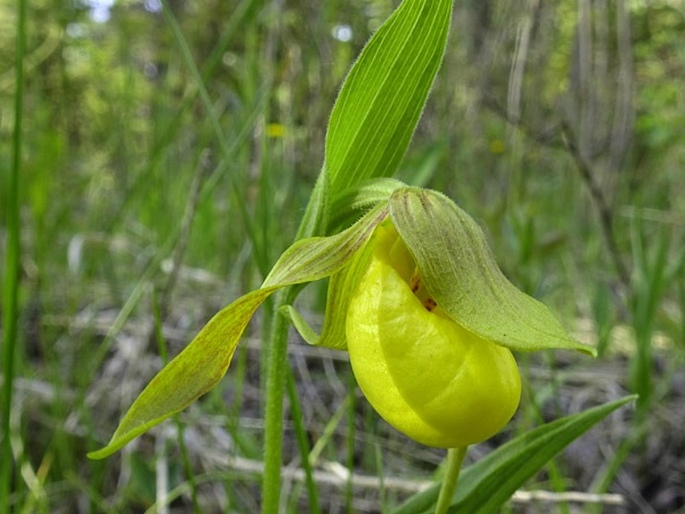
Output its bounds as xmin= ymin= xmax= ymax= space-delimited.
xmin=1 ymin=0 xmax=684 ymax=512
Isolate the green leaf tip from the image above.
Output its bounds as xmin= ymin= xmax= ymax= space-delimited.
xmin=325 ymin=0 xmax=454 ymax=194
xmin=388 ymin=187 xmax=596 ymax=355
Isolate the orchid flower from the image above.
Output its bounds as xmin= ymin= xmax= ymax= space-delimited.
xmin=88 ymin=185 xmax=593 ymax=459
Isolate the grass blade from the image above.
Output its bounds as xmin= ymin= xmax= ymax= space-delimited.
xmin=393 ymin=396 xmax=637 ymax=514
xmin=1 ymin=0 xmax=27 ymax=510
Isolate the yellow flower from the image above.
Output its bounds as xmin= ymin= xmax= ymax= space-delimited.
xmin=89 ymin=186 xmax=591 ymax=460
xmin=266 ymin=122 xmax=286 ymax=138
xmin=490 ymin=139 xmax=505 ymax=154
xmin=346 ymin=221 xmax=521 ymax=447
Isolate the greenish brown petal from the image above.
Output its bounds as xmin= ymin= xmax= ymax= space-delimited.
xmin=87 ymin=288 xmax=275 ymax=460
xmin=89 ymin=203 xmax=390 ymax=459
xmin=389 ymin=187 xmax=595 ymax=355
xmin=263 ymin=203 xmax=388 ymax=288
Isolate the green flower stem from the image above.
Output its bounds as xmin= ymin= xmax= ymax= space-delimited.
xmin=435 ymin=446 xmax=468 ymax=514
xmin=261 ymin=171 xmax=326 ymax=513
xmin=262 ymin=286 xmax=299 ymax=514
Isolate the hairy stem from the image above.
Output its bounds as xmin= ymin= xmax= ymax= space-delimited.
xmin=262 ymin=287 xmax=298 ymax=514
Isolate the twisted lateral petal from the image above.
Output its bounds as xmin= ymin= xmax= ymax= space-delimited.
xmin=87 ymin=288 xmax=273 ymax=459
xmin=89 ymin=203 xmax=389 ymax=459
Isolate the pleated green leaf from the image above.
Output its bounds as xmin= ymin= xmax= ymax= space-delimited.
xmin=88 ymin=204 xmax=389 ymax=459
xmin=325 ymin=0 xmax=453 ymax=194
xmin=393 ymin=396 xmax=636 ymax=514
xmin=389 ymin=187 xmax=595 ymax=355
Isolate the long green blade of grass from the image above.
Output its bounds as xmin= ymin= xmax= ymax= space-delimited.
xmin=160 ymin=0 xmax=267 ymax=277
xmin=392 ymin=396 xmax=636 ymax=514
xmin=1 ymin=0 xmax=27 ymax=510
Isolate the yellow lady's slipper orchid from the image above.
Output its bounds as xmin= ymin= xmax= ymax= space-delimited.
xmin=89 ymin=187 xmax=590 ymax=460
xmin=346 ymin=220 xmax=521 ymax=448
